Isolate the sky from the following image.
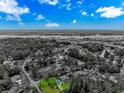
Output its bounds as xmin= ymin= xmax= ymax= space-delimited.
xmin=0 ymin=0 xmax=124 ymax=30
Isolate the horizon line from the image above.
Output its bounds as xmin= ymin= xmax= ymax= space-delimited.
xmin=0 ymin=29 xmax=124 ymax=32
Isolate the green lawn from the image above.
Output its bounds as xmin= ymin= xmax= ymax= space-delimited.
xmin=42 ymin=86 xmax=59 ymax=93
xmin=38 ymin=77 xmax=70 ymax=93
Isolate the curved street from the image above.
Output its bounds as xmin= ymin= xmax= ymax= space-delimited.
xmin=20 ymin=55 xmax=42 ymax=93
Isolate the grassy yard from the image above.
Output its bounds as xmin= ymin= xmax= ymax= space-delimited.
xmin=38 ymin=77 xmax=70 ymax=93
xmin=42 ymin=86 xmax=59 ymax=93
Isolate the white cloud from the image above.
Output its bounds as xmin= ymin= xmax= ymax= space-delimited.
xmin=66 ymin=3 xmax=71 ymax=10
xmin=82 ymin=12 xmax=87 ymax=16
xmin=46 ymin=22 xmax=60 ymax=27
xmin=91 ymin=13 xmax=94 ymax=17
xmin=122 ymin=2 xmax=124 ymax=5
xmin=0 ymin=0 xmax=29 ymax=21
xmin=96 ymin=6 xmax=124 ymax=18
xmin=6 ymin=15 xmax=21 ymax=21
xmin=19 ymin=22 xmax=24 ymax=25
xmin=60 ymin=3 xmax=72 ymax=11
xmin=35 ymin=14 xmax=45 ymax=20
xmin=0 ymin=16 xmax=2 ymax=20
xmin=72 ymin=19 xmax=77 ymax=23
xmin=77 ymin=1 xmax=83 ymax=5
xmin=39 ymin=0 xmax=59 ymax=6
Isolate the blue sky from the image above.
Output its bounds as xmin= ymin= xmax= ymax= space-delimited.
xmin=0 ymin=0 xmax=124 ymax=30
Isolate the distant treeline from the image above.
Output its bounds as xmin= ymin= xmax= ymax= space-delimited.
xmin=0 ymin=30 xmax=124 ymax=36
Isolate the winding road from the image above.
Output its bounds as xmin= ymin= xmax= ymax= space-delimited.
xmin=20 ymin=55 xmax=42 ymax=93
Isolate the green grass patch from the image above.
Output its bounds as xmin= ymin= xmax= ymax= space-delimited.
xmin=38 ymin=77 xmax=70 ymax=93
xmin=42 ymin=86 xmax=59 ymax=93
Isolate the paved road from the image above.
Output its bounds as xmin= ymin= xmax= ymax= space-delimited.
xmin=20 ymin=55 xmax=42 ymax=93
